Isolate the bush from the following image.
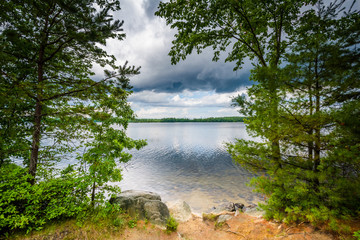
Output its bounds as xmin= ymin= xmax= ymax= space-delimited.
xmin=0 ymin=164 xmax=87 ymax=236
xmin=251 ymin=172 xmax=359 ymax=231
xmin=354 ymin=230 xmax=360 ymax=240
xmin=166 ymin=216 xmax=178 ymax=233
xmin=128 ymin=219 xmax=137 ymax=228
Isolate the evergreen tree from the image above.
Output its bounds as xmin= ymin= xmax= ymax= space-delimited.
xmin=0 ymin=0 xmax=144 ymax=183
xmin=228 ymin=0 xmax=360 ymax=223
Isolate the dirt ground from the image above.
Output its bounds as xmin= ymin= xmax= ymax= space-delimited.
xmin=120 ymin=213 xmax=336 ymax=240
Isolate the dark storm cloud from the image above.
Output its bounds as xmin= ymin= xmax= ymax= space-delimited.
xmin=132 ymin=70 xmax=251 ymax=93
xmin=107 ymin=0 xmax=253 ymax=94
xmin=109 ymin=0 xmax=359 ymax=96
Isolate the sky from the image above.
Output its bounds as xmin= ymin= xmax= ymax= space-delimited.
xmin=94 ymin=0 xmax=360 ymax=119
xmin=95 ymin=0 xmax=253 ymax=119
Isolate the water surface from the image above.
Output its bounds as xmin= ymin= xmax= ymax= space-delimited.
xmin=119 ymin=122 xmax=263 ymax=213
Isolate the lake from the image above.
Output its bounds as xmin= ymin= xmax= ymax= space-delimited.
xmin=119 ymin=122 xmax=263 ymax=213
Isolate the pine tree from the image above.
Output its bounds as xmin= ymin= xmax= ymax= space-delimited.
xmin=229 ymin=0 xmax=360 ymax=223
xmin=0 ymin=0 xmax=143 ymax=183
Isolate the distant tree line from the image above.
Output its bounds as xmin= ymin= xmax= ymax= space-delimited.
xmin=130 ymin=116 xmax=244 ymax=122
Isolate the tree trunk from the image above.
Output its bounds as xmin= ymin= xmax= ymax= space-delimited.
xmin=91 ymin=180 xmax=96 ymax=207
xmin=29 ymin=101 xmax=42 ymax=184
xmin=313 ymin=58 xmax=321 ymax=190
xmin=308 ymin=79 xmax=314 ymax=161
xmin=29 ymin=45 xmax=45 ymax=184
xmin=314 ymin=86 xmax=321 ymax=172
xmin=269 ymin=71 xmax=282 ymax=169
xmin=313 ymin=58 xmax=321 ymax=173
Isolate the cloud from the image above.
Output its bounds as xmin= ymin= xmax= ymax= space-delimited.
xmin=129 ymin=89 xmax=246 ymax=107
xmin=128 ymin=89 xmax=245 ymax=118
xmin=104 ymin=0 xmax=252 ymax=94
xmin=95 ymin=0 xmax=254 ymax=118
xmin=94 ymin=0 xmax=360 ymax=118
xmin=135 ymin=107 xmax=190 ymax=119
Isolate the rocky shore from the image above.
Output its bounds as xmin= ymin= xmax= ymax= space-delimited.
xmin=108 ymin=190 xmax=335 ymax=240
xmin=109 ymin=190 xmax=264 ymax=226
xmin=18 ymin=190 xmax=341 ymax=240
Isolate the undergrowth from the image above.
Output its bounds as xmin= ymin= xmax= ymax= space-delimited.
xmin=166 ymin=216 xmax=178 ymax=233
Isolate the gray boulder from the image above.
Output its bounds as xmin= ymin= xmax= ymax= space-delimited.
xmin=143 ymin=201 xmax=170 ymax=225
xmin=113 ymin=190 xmax=161 ymax=201
xmin=110 ymin=190 xmax=170 ymax=225
xmin=166 ymin=200 xmax=192 ymax=222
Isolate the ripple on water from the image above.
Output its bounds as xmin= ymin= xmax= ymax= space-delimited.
xmin=119 ymin=122 xmax=264 ymax=213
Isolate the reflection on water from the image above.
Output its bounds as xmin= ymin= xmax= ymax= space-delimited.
xmin=119 ymin=122 xmax=263 ymax=213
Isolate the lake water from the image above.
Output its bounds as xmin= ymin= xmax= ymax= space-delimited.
xmin=119 ymin=122 xmax=263 ymax=213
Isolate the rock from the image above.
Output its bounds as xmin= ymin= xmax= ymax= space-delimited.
xmin=210 ymin=202 xmax=245 ymax=214
xmin=143 ymin=201 xmax=170 ymax=225
xmin=222 ymin=202 xmax=235 ymax=212
xmin=234 ymin=203 xmax=244 ymax=211
xmin=166 ymin=200 xmax=192 ymax=222
xmin=110 ymin=190 xmax=170 ymax=225
xmin=242 ymin=203 xmax=257 ymax=211
xmin=217 ymin=214 xmax=233 ymax=223
xmin=110 ymin=190 xmax=161 ymax=202
xmin=211 ymin=202 xmax=235 ymax=213
xmin=243 ymin=204 xmax=265 ymax=218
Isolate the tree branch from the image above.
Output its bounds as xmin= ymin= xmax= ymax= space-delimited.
xmin=230 ymin=2 xmax=267 ymax=67
xmin=42 ymin=74 xmax=117 ymax=102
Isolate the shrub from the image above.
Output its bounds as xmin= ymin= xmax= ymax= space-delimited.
xmin=0 ymin=164 xmax=87 ymax=236
xmin=354 ymin=230 xmax=360 ymax=240
xmin=202 ymin=213 xmax=219 ymax=222
xmin=166 ymin=216 xmax=178 ymax=233
xmin=128 ymin=219 xmax=137 ymax=228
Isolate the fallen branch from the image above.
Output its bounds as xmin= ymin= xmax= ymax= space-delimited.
xmin=226 ymin=230 xmax=248 ymax=239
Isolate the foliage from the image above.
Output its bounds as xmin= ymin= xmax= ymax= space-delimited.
xmin=0 ymin=0 xmax=146 ymax=236
xmin=354 ymin=230 xmax=360 ymax=240
xmin=0 ymin=164 xmax=86 ymax=235
xmin=0 ymin=163 xmax=132 ymax=236
xmin=8 ymin=204 xmax=129 ymax=239
xmin=228 ymin=1 xmax=360 ymax=226
xmin=166 ymin=216 xmax=179 ymax=233
xmin=75 ymin=68 xmax=146 ymax=205
xmin=214 ymin=221 xmax=225 ymax=229
xmin=127 ymin=219 xmax=137 ymax=229
xmin=202 ymin=213 xmax=219 ymax=222
xmin=0 ymin=0 xmax=141 ymax=182
xmin=156 ymin=0 xmax=314 ymax=68
xmin=78 ymin=202 xmax=126 ymax=230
